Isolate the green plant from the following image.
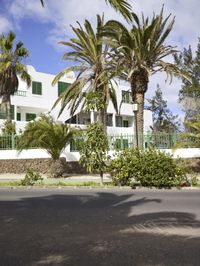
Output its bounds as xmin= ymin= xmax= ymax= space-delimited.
xmin=109 ymin=148 xmax=188 ymax=188
xmin=105 ymin=8 xmax=190 ymax=148
xmin=0 ymin=120 xmax=17 ymax=149
xmin=79 ymin=122 xmax=109 ymax=185
xmin=1 ymin=120 xmax=16 ymax=135
xmin=191 ymin=175 xmax=198 ymax=186
xmin=175 ymin=117 xmax=200 ymax=148
xmin=0 ymin=31 xmax=31 ymax=122
xmin=0 ymin=181 xmax=21 ymax=187
xmin=52 ymin=15 xmax=118 ymax=133
xmin=21 ymin=168 xmax=43 ymax=186
xmin=17 ymin=115 xmax=78 ymax=177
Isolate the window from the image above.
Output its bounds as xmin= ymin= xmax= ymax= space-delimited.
xmin=32 ymin=81 xmax=42 ymax=95
xmin=58 ymin=82 xmax=70 ymax=96
xmin=122 ymin=90 xmax=132 ymax=103
xmin=107 ymin=114 xmax=113 ymax=127
xmin=123 ymin=120 xmax=129 ymax=127
xmin=116 ymin=115 xmax=122 ymax=127
xmin=17 ymin=113 xmax=21 ymax=121
xmin=65 ymin=115 xmax=77 ymax=124
xmin=26 ymin=113 xmax=36 ymax=121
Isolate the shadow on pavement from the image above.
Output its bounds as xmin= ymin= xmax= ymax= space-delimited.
xmin=0 ymin=191 xmax=200 ymax=265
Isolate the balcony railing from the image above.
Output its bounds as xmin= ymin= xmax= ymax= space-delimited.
xmin=14 ymin=90 xmax=27 ymax=97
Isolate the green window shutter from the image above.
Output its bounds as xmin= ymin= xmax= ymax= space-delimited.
xmin=26 ymin=113 xmax=36 ymax=121
xmin=17 ymin=113 xmax=21 ymax=121
xmin=123 ymin=120 xmax=129 ymax=127
xmin=116 ymin=116 xmax=122 ymax=127
xmin=32 ymin=81 xmax=42 ymax=95
xmin=11 ymin=105 xmax=15 ymax=120
xmin=58 ymin=82 xmax=70 ymax=96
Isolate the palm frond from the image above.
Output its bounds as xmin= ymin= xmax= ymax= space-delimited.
xmin=105 ymin=0 xmax=132 ymax=22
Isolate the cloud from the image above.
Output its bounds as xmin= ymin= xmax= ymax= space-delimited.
xmin=3 ymin=0 xmax=199 ymax=117
xmin=5 ymin=0 xmax=200 ymax=51
xmin=0 ymin=16 xmax=13 ymax=32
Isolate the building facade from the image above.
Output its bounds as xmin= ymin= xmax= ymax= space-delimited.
xmin=0 ymin=65 xmax=153 ymax=136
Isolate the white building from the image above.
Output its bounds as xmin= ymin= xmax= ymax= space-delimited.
xmin=0 ymin=65 xmax=153 ymax=137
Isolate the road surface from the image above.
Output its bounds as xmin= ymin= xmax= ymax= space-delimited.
xmin=0 ymin=188 xmax=200 ymax=265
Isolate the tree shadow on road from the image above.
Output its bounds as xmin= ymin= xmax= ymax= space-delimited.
xmin=0 ymin=190 xmax=200 ymax=266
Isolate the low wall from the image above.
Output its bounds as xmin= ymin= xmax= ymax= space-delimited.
xmin=0 ymin=149 xmax=80 ymax=161
xmin=176 ymin=158 xmax=200 ymax=173
xmin=0 ymin=148 xmax=200 ymax=174
xmin=0 ymin=157 xmax=199 ymax=175
xmin=0 ymin=158 xmax=87 ymax=174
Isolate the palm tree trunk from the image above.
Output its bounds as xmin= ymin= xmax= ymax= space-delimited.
xmin=50 ymin=158 xmax=67 ymax=178
xmin=1 ymin=95 xmax=11 ymax=122
xmin=98 ymin=108 xmax=107 ymax=134
xmin=135 ymin=93 xmax=145 ymax=149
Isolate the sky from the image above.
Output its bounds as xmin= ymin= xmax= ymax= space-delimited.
xmin=0 ymin=0 xmax=199 ymax=120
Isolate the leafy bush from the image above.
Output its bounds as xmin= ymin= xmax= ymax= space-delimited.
xmin=79 ymin=122 xmax=109 ymax=184
xmin=21 ymin=168 xmax=43 ymax=186
xmin=109 ymin=149 xmax=188 ymax=188
xmin=0 ymin=121 xmax=17 ymax=149
xmin=190 ymin=175 xmax=198 ymax=186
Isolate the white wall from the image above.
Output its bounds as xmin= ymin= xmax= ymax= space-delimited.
xmin=0 ymin=148 xmax=80 ymax=161
xmin=161 ymin=148 xmax=200 ymax=158
xmin=3 ymin=65 xmax=153 ymax=134
xmin=1 ymin=148 xmax=200 ymax=161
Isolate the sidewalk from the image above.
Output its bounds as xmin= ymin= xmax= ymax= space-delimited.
xmin=0 ymin=173 xmax=112 ymax=183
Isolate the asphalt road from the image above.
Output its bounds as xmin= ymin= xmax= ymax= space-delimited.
xmin=0 ymin=188 xmax=200 ymax=266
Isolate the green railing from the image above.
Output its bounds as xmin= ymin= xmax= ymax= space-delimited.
xmin=0 ymin=134 xmax=18 ymax=150
xmin=108 ymin=133 xmax=179 ymax=150
xmin=0 ymin=133 xmax=180 ymax=151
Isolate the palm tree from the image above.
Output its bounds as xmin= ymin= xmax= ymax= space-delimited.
xmin=17 ymin=115 xmax=78 ymax=177
xmin=0 ymin=31 xmax=31 ymax=122
xmin=40 ymin=0 xmax=132 ymax=21
xmin=175 ymin=117 xmax=200 ymax=148
xmin=52 ymin=15 xmax=118 ymax=133
xmin=105 ymin=7 xmax=190 ymax=148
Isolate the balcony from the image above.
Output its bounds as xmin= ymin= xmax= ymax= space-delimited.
xmin=14 ymin=90 xmax=27 ymax=97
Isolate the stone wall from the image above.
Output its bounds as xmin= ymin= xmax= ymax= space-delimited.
xmin=181 ymin=158 xmax=200 ymax=173
xmin=0 ymin=157 xmax=199 ymax=175
xmin=0 ymin=158 xmax=87 ymax=175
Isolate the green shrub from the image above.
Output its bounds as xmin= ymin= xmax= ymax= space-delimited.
xmin=21 ymin=168 xmax=43 ymax=186
xmin=109 ymin=149 xmax=188 ymax=188
xmin=191 ymin=175 xmax=198 ymax=186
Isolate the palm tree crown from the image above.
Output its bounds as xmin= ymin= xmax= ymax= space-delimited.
xmin=17 ymin=115 xmax=78 ymax=160
xmin=52 ymin=15 xmax=118 ymax=132
xmin=105 ymin=7 xmax=189 ymax=147
xmin=0 ymin=31 xmax=31 ymax=121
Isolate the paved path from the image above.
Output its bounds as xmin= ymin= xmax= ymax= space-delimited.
xmin=0 ymin=188 xmax=200 ymax=266
xmin=0 ymin=173 xmax=111 ymax=183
